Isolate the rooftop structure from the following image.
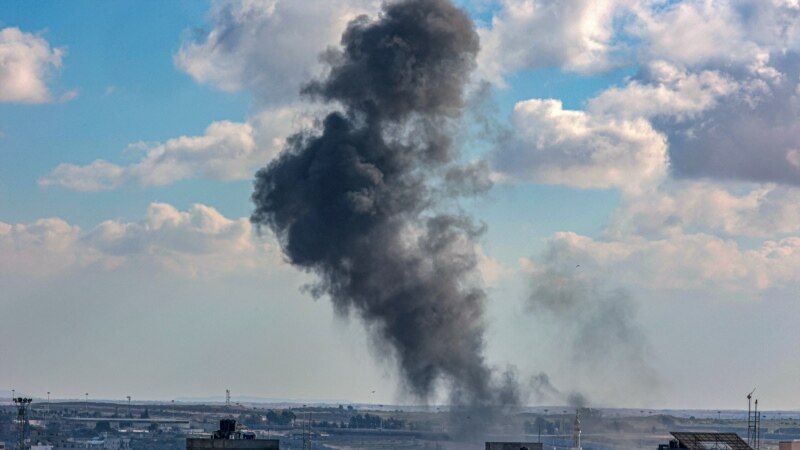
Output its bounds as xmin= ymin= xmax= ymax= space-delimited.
xmin=186 ymin=420 xmax=278 ymax=450
xmin=485 ymin=442 xmax=544 ymax=450
xmin=670 ymin=432 xmax=753 ymax=450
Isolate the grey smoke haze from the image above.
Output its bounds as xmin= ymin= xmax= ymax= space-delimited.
xmin=526 ymin=244 xmax=659 ymax=406
xmin=529 ymin=372 xmax=588 ymax=408
xmin=252 ymin=0 xmax=516 ymax=418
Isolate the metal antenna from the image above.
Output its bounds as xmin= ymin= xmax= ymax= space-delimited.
xmin=14 ymin=397 xmax=32 ymax=450
xmin=754 ymin=399 xmax=760 ymax=450
xmin=747 ymin=388 xmax=756 ymax=447
xmin=302 ymin=410 xmax=313 ymax=450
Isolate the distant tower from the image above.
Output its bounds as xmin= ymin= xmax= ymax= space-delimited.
xmin=572 ymin=411 xmax=582 ymax=450
xmin=14 ymin=397 xmax=32 ymax=450
xmin=754 ymin=400 xmax=761 ymax=450
xmin=747 ymin=389 xmax=760 ymax=450
xmin=302 ymin=412 xmax=313 ymax=450
xmin=226 ymin=390 xmax=231 ymax=408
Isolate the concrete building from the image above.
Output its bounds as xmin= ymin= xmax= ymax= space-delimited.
xmin=186 ymin=420 xmax=278 ymax=450
xmin=779 ymin=441 xmax=800 ymax=450
xmin=485 ymin=442 xmax=544 ymax=450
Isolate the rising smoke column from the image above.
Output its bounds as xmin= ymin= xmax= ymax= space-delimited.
xmin=526 ymin=255 xmax=660 ymax=406
xmin=252 ymin=0 xmax=513 ymax=412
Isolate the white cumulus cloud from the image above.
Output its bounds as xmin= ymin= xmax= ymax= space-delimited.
xmin=477 ymin=0 xmax=629 ymax=85
xmin=40 ymin=105 xmax=306 ymax=191
xmin=588 ymin=61 xmax=739 ymax=120
xmin=536 ymin=230 xmax=800 ymax=297
xmin=174 ymin=0 xmax=378 ymax=103
xmin=492 ymin=98 xmax=668 ymax=192
xmin=609 ymin=182 xmax=800 ymax=238
xmin=0 ymin=27 xmax=67 ymax=104
xmin=0 ymin=203 xmax=284 ymax=278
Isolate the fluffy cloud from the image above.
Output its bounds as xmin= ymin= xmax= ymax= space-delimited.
xmin=0 ymin=218 xmax=96 ymax=275
xmin=175 ymin=0 xmax=377 ymax=103
xmin=543 ymin=229 xmax=800 ymax=296
xmin=493 ymin=0 xmax=800 ymax=194
xmin=477 ymin=0 xmax=629 ymax=85
xmin=608 ymin=182 xmax=800 ymax=238
xmin=0 ymin=27 xmax=66 ymax=104
xmin=40 ymin=106 xmax=305 ymax=191
xmin=629 ymin=0 xmax=757 ymax=67
xmin=492 ymin=98 xmax=668 ymax=192
xmin=588 ymin=61 xmax=739 ymax=120
xmin=0 ymin=203 xmax=283 ymax=277
xmin=608 ymin=1 xmax=800 ymax=185
xmin=45 ymin=0 xmax=373 ymax=191
xmin=659 ymin=51 xmax=800 ymax=185
xmin=629 ymin=0 xmax=800 ymax=68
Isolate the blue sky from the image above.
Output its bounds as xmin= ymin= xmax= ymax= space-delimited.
xmin=2 ymin=0 xmax=800 ymax=410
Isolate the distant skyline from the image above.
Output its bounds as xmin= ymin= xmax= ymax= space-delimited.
xmin=1 ymin=0 xmax=799 ymax=411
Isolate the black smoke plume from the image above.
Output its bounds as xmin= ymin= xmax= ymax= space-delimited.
xmin=252 ymin=0 xmax=515 ymax=418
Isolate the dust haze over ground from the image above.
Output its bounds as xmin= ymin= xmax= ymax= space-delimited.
xmin=251 ymin=0 xmax=518 ymax=435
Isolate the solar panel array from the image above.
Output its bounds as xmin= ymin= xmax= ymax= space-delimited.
xmin=671 ymin=432 xmax=753 ymax=450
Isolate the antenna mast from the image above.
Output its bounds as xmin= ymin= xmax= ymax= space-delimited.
xmin=754 ymin=399 xmax=761 ymax=450
xmin=747 ymin=389 xmax=761 ymax=450
xmin=14 ymin=397 xmax=32 ymax=450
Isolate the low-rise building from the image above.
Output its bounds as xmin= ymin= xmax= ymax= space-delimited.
xmin=779 ymin=441 xmax=800 ymax=450
xmin=186 ymin=420 xmax=278 ymax=450
xmin=485 ymin=442 xmax=544 ymax=450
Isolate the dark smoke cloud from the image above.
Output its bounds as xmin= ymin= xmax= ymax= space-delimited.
xmin=252 ymin=0 xmax=515 ymax=417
